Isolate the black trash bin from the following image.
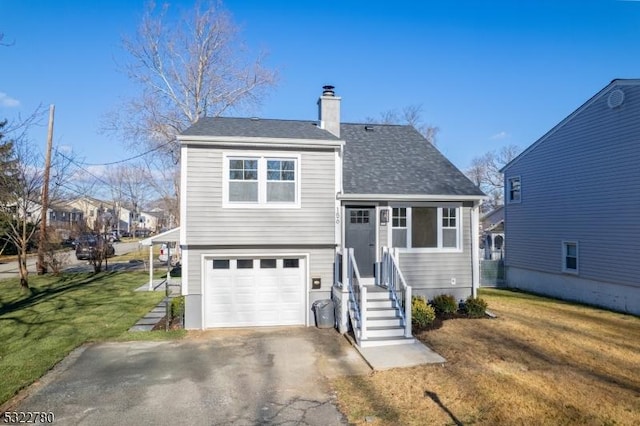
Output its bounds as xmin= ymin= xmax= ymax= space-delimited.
xmin=312 ymin=299 xmax=335 ymax=329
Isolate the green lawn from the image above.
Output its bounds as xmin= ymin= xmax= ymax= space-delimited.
xmin=0 ymin=271 xmax=178 ymax=405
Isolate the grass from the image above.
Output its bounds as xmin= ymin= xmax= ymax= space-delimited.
xmin=333 ymin=288 xmax=640 ymax=425
xmin=0 ymin=270 xmax=179 ymax=405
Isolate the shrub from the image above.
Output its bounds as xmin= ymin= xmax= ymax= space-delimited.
xmin=412 ymin=296 xmax=436 ymax=329
xmin=464 ymin=296 xmax=488 ymax=318
xmin=170 ymin=296 xmax=185 ymax=327
xmin=431 ymin=294 xmax=458 ymax=315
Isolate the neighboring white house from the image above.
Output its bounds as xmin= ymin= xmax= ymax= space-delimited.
xmin=178 ymin=86 xmax=486 ymax=347
xmin=481 ymin=206 xmax=504 ymax=260
xmin=502 ymin=79 xmax=640 ymax=316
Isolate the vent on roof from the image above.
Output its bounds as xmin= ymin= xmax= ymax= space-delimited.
xmin=322 ymin=85 xmax=335 ymax=97
xmin=364 ymin=125 xmax=374 ymax=131
xmin=607 ymin=89 xmax=625 ymax=109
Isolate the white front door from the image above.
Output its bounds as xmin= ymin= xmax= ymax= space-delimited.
xmin=205 ymin=257 xmax=306 ymax=327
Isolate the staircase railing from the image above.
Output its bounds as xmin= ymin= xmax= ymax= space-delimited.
xmin=381 ymin=247 xmax=412 ymax=338
xmin=338 ymin=247 xmax=367 ymax=343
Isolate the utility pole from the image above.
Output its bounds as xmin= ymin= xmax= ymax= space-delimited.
xmin=37 ymin=104 xmax=54 ymax=275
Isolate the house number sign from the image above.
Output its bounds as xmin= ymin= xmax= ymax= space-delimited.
xmin=335 ymin=207 xmax=340 ymax=224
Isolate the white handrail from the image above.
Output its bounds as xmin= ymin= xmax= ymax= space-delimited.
xmin=382 ymin=247 xmax=412 ymax=338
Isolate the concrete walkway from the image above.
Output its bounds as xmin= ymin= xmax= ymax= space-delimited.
xmin=129 ymin=279 xmax=181 ymax=332
xmin=354 ymin=340 xmax=446 ymax=370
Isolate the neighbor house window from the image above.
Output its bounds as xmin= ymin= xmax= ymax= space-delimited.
xmin=563 ymin=242 xmax=578 ymax=274
xmin=391 ymin=206 xmax=461 ymax=251
xmin=225 ymin=155 xmax=299 ymax=207
xmin=508 ymin=176 xmax=521 ymax=203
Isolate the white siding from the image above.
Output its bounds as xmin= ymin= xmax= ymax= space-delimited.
xmin=505 ymin=82 xmax=640 ymax=290
xmin=184 ymin=146 xmax=336 ymax=245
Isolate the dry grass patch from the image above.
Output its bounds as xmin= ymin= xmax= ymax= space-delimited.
xmin=333 ymin=289 xmax=640 ymax=425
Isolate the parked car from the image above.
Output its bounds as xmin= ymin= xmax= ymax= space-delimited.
xmin=75 ymin=235 xmax=115 ymax=260
xmin=134 ymin=229 xmax=151 ymax=238
xmin=159 ymin=243 xmax=181 ymax=266
xmin=107 ymin=231 xmax=121 ymax=243
xmin=61 ymin=238 xmax=76 ymax=249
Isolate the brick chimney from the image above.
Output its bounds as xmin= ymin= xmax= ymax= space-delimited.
xmin=317 ymin=85 xmax=341 ymax=138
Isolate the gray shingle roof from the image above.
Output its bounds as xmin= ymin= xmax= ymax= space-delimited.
xmin=341 ymin=123 xmax=485 ymax=196
xmin=181 ymin=117 xmax=339 ymax=140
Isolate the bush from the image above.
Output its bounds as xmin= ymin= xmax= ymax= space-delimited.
xmin=464 ymin=296 xmax=488 ymax=318
xmin=170 ymin=296 xmax=185 ymax=326
xmin=412 ymin=296 xmax=436 ymax=329
xmin=431 ymin=294 xmax=458 ymax=315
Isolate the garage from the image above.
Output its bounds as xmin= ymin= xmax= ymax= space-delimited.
xmin=204 ymin=257 xmax=306 ymax=328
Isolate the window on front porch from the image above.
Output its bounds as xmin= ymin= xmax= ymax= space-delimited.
xmin=391 ymin=206 xmax=461 ymax=251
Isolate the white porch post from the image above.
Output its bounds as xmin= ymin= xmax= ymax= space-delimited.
xmin=471 ymin=201 xmax=481 ymax=298
xmin=148 ymin=245 xmax=154 ymax=291
xmin=404 ymin=285 xmax=412 ymax=338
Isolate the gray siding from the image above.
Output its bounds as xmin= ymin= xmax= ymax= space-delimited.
xmin=507 ymin=266 xmax=640 ymax=316
xmin=505 ymin=82 xmax=640 ymax=289
xmin=184 ymin=145 xmax=336 ymax=245
xmin=397 ymin=207 xmax=473 ymax=299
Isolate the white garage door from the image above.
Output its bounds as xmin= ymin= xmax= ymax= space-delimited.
xmin=205 ymin=257 xmax=306 ymax=328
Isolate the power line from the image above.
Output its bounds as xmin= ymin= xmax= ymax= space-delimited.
xmin=80 ymin=140 xmax=175 ymax=166
xmin=56 ymin=151 xmax=116 ymax=190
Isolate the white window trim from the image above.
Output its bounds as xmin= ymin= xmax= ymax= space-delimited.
xmin=562 ymin=241 xmax=579 ymax=274
xmin=507 ymin=176 xmax=522 ymax=204
xmin=222 ymin=152 xmax=301 ymax=208
xmin=391 ymin=206 xmax=463 ymax=253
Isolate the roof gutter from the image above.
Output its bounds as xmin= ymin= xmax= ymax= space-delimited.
xmin=337 ymin=193 xmax=487 ymax=202
xmin=177 ymin=135 xmax=344 ymax=149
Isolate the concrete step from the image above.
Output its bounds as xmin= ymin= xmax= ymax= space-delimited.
xmin=365 ymin=326 xmax=405 ymax=338
xmin=359 ymin=336 xmax=416 ymax=348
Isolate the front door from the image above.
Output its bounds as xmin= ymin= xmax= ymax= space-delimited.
xmin=345 ymin=207 xmax=376 ymax=277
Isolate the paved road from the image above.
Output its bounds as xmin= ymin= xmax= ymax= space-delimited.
xmin=0 ymin=241 xmax=144 ymax=278
xmin=5 ymin=328 xmax=371 ymax=425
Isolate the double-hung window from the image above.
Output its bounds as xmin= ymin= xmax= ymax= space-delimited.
xmin=507 ymin=176 xmax=521 ymax=203
xmin=266 ymin=159 xmax=296 ymax=202
xmin=391 ymin=206 xmax=461 ymax=251
xmin=562 ymin=241 xmax=578 ymax=274
xmin=229 ymin=159 xmax=259 ymax=202
xmin=225 ymin=154 xmax=299 ymax=207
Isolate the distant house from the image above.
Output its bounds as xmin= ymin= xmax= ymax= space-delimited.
xmin=178 ymin=86 xmax=485 ymax=347
xmin=502 ymin=79 xmax=640 ymax=316
xmin=68 ymin=197 xmax=136 ymax=234
xmin=481 ymin=206 xmax=504 ymax=260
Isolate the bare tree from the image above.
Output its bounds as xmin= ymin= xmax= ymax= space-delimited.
xmin=366 ymin=104 xmax=440 ymax=144
xmin=104 ymin=0 xmax=278 ymax=224
xmin=104 ymin=164 xmax=153 ymax=235
xmin=0 ymin=118 xmax=73 ymax=289
xmin=466 ymin=144 xmax=520 ymax=211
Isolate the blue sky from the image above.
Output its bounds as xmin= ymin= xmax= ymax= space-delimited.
xmin=2 ymin=0 xmax=640 ymax=173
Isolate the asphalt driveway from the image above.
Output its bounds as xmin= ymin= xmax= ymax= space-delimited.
xmin=7 ymin=327 xmax=370 ymax=425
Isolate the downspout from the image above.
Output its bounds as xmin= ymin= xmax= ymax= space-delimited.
xmin=471 ymin=201 xmax=481 ymax=298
